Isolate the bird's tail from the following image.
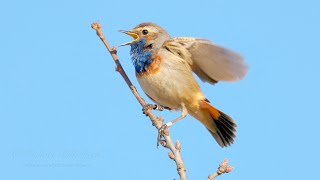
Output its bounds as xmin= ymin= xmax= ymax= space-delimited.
xmin=189 ymin=100 xmax=237 ymax=147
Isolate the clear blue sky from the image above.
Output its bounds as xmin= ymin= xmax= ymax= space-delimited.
xmin=1 ymin=0 xmax=319 ymax=179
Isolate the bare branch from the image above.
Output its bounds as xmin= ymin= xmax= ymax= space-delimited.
xmin=91 ymin=22 xmax=186 ymax=180
xmin=207 ymin=159 xmax=234 ymax=180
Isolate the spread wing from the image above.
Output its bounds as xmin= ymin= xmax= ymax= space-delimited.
xmin=166 ymin=37 xmax=248 ymax=84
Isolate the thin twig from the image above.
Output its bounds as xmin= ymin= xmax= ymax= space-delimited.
xmin=91 ymin=22 xmax=186 ymax=180
xmin=207 ymin=159 xmax=234 ymax=180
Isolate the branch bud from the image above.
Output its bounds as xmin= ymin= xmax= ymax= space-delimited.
xmin=225 ymin=166 xmax=233 ymax=173
xmin=168 ymin=152 xmax=175 ymax=160
xmin=220 ymin=159 xmax=228 ymax=167
xmin=159 ymin=140 xmax=167 ymax=147
xmin=175 ymin=140 xmax=181 ymax=151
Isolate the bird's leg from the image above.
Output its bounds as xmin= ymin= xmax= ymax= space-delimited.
xmin=158 ymin=104 xmax=188 ymax=146
xmin=142 ymin=104 xmax=165 ymax=115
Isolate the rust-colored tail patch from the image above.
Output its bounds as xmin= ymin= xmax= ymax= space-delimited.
xmin=199 ymin=100 xmax=237 ymax=147
xmin=199 ymin=100 xmax=220 ymax=120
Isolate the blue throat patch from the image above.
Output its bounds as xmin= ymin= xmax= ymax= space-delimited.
xmin=130 ymin=38 xmax=153 ymax=73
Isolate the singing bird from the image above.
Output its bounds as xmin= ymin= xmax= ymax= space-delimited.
xmin=120 ymin=22 xmax=248 ymax=147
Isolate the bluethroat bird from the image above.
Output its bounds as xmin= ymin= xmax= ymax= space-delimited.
xmin=120 ymin=22 xmax=248 ymax=147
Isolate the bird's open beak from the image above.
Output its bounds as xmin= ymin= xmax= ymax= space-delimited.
xmin=119 ymin=30 xmax=139 ymax=46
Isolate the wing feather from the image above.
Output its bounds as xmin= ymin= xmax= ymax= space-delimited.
xmin=167 ymin=37 xmax=248 ymax=84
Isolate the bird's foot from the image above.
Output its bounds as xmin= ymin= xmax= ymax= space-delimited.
xmin=142 ymin=104 xmax=155 ymax=115
xmin=142 ymin=104 xmax=164 ymax=115
xmin=154 ymin=104 xmax=165 ymax=111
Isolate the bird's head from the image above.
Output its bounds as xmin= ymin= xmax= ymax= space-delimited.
xmin=120 ymin=22 xmax=170 ymax=53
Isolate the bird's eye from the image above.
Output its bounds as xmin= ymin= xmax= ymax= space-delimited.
xmin=142 ymin=29 xmax=148 ymax=35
